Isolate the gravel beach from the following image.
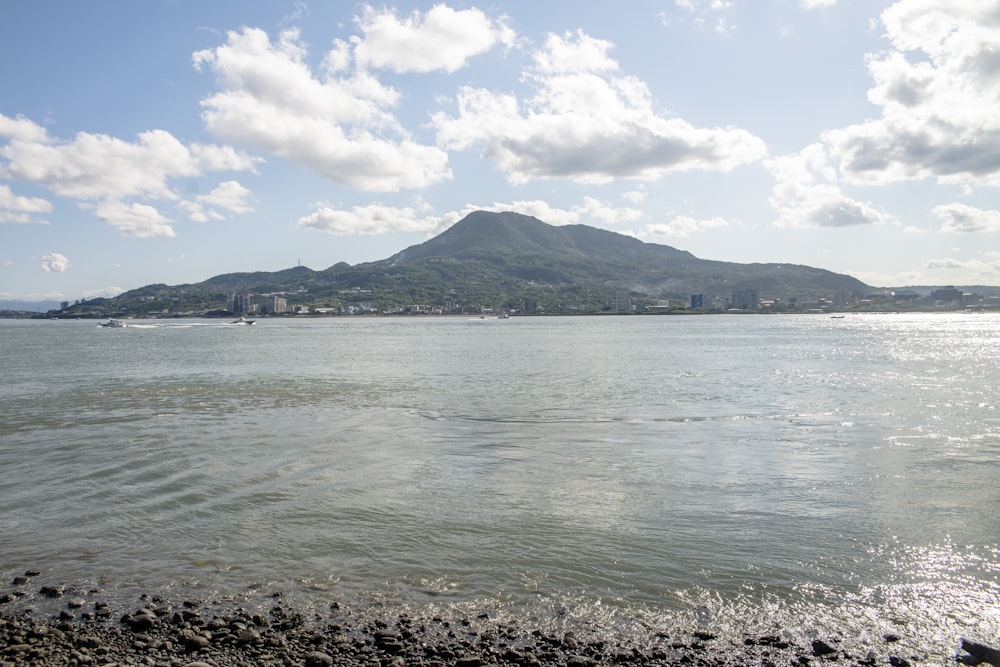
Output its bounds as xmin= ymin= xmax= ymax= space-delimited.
xmin=0 ymin=571 xmax=968 ymax=667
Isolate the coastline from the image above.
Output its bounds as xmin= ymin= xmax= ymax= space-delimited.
xmin=1 ymin=572 xmax=955 ymax=667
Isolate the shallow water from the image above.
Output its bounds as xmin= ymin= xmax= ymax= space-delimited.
xmin=1 ymin=313 xmax=998 ymax=657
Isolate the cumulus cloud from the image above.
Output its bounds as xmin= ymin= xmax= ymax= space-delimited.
xmin=825 ymin=0 xmax=1000 ymax=187
xmin=800 ymin=0 xmax=837 ymax=8
xmin=82 ymin=286 xmax=126 ymax=299
xmin=925 ymin=256 xmax=1000 ymax=274
xmin=445 ymin=198 xmax=643 ymax=228
xmin=40 ymin=253 xmax=70 ymax=272
xmin=298 ymin=203 xmax=441 ymax=235
xmin=643 ymin=215 xmax=729 ymax=238
xmin=193 ymin=16 xmax=464 ymax=191
xmin=91 ymin=200 xmax=175 ymax=238
xmin=934 ymin=202 xmax=1000 ymax=233
xmin=180 ymin=181 xmax=254 ymax=222
xmin=298 ymin=197 xmax=645 ymax=237
xmin=351 ymin=4 xmax=515 ymax=74
xmin=0 ymin=113 xmax=259 ymax=237
xmin=434 ymin=30 xmax=765 ymax=184
xmin=0 ymin=183 xmax=51 ymax=224
xmin=766 ymin=143 xmax=893 ymax=228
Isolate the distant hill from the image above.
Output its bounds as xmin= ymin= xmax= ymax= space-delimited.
xmin=1 ymin=299 xmax=62 ymax=313
xmin=53 ymin=210 xmax=875 ymax=317
xmin=380 ymin=210 xmax=870 ymax=301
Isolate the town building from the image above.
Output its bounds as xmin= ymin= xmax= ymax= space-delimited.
xmin=613 ymin=287 xmax=630 ymax=312
xmin=731 ymin=289 xmax=759 ymax=310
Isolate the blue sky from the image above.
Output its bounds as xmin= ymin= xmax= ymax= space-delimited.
xmin=2 ymin=0 xmax=999 ymax=302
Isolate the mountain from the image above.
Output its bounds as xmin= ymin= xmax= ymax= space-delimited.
xmin=381 ymin=210 xmax=869 ymax=301
xmin=52 ymin=211 xmax=872 ymax=317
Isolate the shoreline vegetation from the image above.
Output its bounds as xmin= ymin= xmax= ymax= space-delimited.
xmin=1 ymin=572 xmax=986 ymax=667
xmin=5 ymin=304 xmax=1000 ymax=321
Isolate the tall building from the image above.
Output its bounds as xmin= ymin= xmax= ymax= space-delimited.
xmin=731 ymin=289 xmax=759 ymax=310
xmin=931 ymin=286 xmax=963 ymax=304
xmin=266 ymin=296 xmax=287 ymax=314
xmin=690 ymin=294 xmax=704 ymax=309
xmin=229 ymin=292 xmax=252 ymax=314
xmin=614 ymin=287 xmax=630 ymax=312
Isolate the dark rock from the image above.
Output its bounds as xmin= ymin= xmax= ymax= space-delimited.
xmin=380 ymin=640 xmax=406 ymax=653
xmin=40 ymin=585 xmax=64 ymax=598
xmin=123 ymin=610 xmax=157 ymax=632
xmin=812 ymin=639 xmax=837 ymax=656
xmin=888 ymin=657 xmax=910 ymax=667
xmin=237 ymin=627 xmax=261 ymax=644
xmin=304 ymin=650 xmax=334 ymax=667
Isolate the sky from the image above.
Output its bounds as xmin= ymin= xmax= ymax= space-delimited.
xmin=2 ymin=0 xmax=1000 ymax=302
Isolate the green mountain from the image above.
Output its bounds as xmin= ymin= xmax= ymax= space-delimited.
xmin=55 ymin=210 xmax=872 ymax=317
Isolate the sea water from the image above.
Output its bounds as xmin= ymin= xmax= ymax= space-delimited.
xmin=1 ymin=313 xmax=998 ymax=658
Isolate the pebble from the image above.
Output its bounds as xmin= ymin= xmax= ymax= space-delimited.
xmin=0 ymin=574 xmax=938 ymax=667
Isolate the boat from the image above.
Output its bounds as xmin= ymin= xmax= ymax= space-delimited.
xmin=231 ymin=316 xmax=255 ymax=325
xmin=100 ymin=319 xmax=126 ymax=328
xmin=497 ymin=313 xmax=510 ymax=319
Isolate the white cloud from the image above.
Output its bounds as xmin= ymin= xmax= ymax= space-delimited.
xmin=623 ymin=189 xmax=646 ymax=204
xmin=0 ymin=113 xmax=259 ymax=236
xmin=434 ymin=30 xmax=766 ymax=184
xmin=925 ymin=256 xmax=1000 ymax=274
xmin=643 ymin=215 xmax=729 ymax=238
xmin=181 ymin=179 xmax=254 ymax=223
xmin=0 ymin=183 xmax=51 ymax=224
xmin=40 ymin=253 xmax=70 ymax=272
xmin=577 ymin=196 xmax=643 ymax=225
xmin=90 ymin=200 xmax=176 ymax=238
xmin=194 ymin=24 xmax=452 ymax=191
xmin=352 ymin=4 xmax=515 ymax=74
xmin=1 ymin=117 xmax=258 ymax=202
xmin=201 ymin=180 xmax=254 ymax=214
xmin=0 ymin=184 xmax=52 ymax=213
xmin=766 ymin=143 xmax=893 ymax=228
xmin=460 ymin=198 xmax=643 ymax=228
xmin=298 ymin=197 xmax=646 ymax=237
xmin=800 ymin=0 xmax=837 ymax=8
xmin=825 ymin=0 xmax=1000 ymax=188
xmin=298 ymin=204 xmax=440 ymax=235
xmin=82 ymin=286 xmax=126 ymax=299
xmin=934 ymin=202 xmax=1000 ymax=233
xmin=0 ymin=113 xmax=49 ymax=143
xmin=533 ymin=29 xmax=618 ymax=74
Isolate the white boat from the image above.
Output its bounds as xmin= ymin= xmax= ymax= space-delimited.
xmin=100 ymin=319 xmax=126 ymax=328
xmin=231 ymin=316 xmax=255 ymax=325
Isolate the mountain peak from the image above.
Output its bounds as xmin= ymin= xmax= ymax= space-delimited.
xmin=390 ymin=210 xmax=692 ymax=266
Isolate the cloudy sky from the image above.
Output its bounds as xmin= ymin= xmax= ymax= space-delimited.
xmin=2 ymin=0 xmax=999 ymax=302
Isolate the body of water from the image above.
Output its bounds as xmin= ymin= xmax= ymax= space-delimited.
xmin=1 ymin=313 xmax=998 ymax=658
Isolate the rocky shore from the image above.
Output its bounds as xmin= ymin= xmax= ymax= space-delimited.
xmin=0 ymin=571 xmax=972 ymax=667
